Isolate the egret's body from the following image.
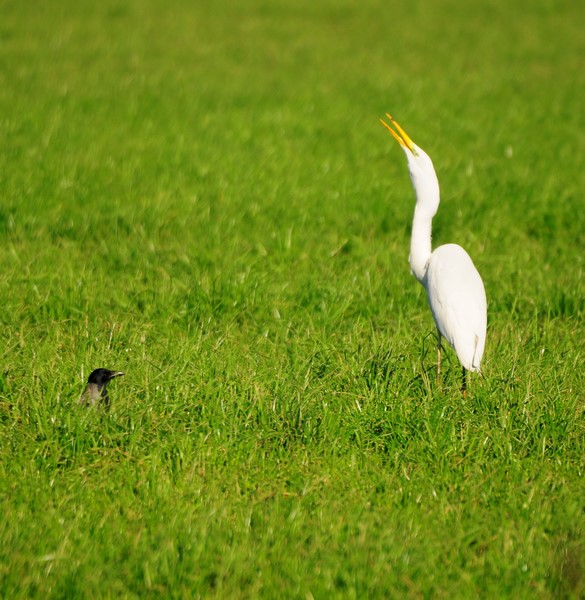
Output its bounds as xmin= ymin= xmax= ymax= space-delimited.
xmin=381 ymin=114 xmax=486 ymax=389
xmin=424 ymin=244 xmax=486 ymax=371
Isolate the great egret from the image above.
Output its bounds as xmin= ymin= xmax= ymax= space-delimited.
xmin=79 ymin=368 xmax=125 ymax=407
xmin=380 ymin=114 xmax=487 ymax=393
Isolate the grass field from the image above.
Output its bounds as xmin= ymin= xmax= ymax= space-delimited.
xmin=1 ymin=0 xmax=584 ymax=596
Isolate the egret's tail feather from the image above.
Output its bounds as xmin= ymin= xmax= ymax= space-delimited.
xmin=471 ymin=334 xmax=481 ymax=372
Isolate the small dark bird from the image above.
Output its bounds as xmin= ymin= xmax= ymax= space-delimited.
xmin=79 ymin=368 xmax=124 ymax=407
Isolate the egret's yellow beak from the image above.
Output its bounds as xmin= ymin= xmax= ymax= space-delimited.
xmin=380 ymin=113 xmax=417 ymax=155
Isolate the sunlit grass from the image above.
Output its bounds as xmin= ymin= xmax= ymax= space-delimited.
xmin=0 ymin=0 xmax=584 ymax=597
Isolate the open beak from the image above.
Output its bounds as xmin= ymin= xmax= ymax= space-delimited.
xmin=380 ymin=113 xmax=417 ymax=155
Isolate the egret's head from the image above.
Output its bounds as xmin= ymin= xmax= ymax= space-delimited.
xmin=380 ymin=114 xmax=440 ymax=217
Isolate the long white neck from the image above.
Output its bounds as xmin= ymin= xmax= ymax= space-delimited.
xmin=409 ymin=205 xmax=433 ymax=282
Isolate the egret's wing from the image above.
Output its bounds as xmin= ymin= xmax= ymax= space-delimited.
xmin=425 ymin=244 xmax=487 ymax=371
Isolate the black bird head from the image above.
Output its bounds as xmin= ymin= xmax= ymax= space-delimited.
xmin=79 ymin=368 xmax=124 ymax=407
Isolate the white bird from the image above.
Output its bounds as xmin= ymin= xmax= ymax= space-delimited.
xmin=380 ymin=114 xmax=487 ymax=393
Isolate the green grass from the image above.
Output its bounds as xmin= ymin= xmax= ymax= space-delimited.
xmin=1 ymin=0 xmax=584 ymax=596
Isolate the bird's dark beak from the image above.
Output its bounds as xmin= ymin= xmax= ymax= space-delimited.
xmin=380 ymin=113 xmax=417 ymax=155
xmin=109 ymin=371 xmax=125 ymax=380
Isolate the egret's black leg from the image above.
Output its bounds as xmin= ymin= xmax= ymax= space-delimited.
xmin=436 ymin=331 xmax=442 ymax=386
xmin=461 ymin=366 xmax=467 ymax=398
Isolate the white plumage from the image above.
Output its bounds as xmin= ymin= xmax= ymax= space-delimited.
xmin=381 ymin=114 xmax=487 ymax=389
xmin=425 ymin=244 xmax=486 ymax=371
